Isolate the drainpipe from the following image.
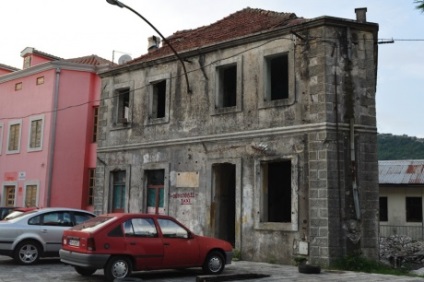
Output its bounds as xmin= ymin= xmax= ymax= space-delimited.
xmin=350 ymin=119 xmax=361 ymax=220
xmin=46 ymin=67 xmax=61 ymax=207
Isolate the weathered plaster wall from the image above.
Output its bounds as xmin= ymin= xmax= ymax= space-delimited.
xmin=96 ymin=19 xmax=379 ymax=265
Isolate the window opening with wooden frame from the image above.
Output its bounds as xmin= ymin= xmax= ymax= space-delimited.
xmin=4 ymin=185 xmax=16 ymax=207
xmin=117 ymin=88 xmax=130 ymax=124
xmin=146 ymin=169 xmax=165 ymax=215
xmin=25 ymin=185 xmax=37 ymax=207
xmin=8 ymin=123 xmax=21 ymax=152
xmin=29 ymin=118 xmax=42 ymax=149
xmin=112 ymin=170 xmax=126 ymax=212
xmin=92 ymin=107 xmax=99 ymax=143
xmin=88 ymin=169 xmax=95 ymax=205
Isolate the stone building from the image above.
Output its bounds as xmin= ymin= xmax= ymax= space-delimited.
xmin=96 ymin=7 xmax=379 ymax=265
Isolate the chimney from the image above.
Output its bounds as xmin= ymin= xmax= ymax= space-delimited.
xmin=147 ymin=35 xmax=161 ymax=52
xmin=355 ymin=7 xmax=367 ymax=23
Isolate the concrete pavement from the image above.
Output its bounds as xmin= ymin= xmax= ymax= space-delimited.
xmin=1 ymin=255 xmax=424 ymax=281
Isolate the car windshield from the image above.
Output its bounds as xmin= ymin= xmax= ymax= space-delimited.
xmin=70 ymin=216 xmax=115 ymax=232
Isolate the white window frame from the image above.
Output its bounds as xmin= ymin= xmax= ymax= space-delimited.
xmin=146 ymin=73 xmax=171 ymax=125
xmin=28 ymin=115 xmax=44 ymax=152
xmin=210 ymin=56 xmax=243 ymax=115
xmin=7 ymin=120 xmax=22 ymax=154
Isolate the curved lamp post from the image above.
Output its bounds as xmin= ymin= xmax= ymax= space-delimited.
xmin=106 ymin=0 xmax=191 ymax=94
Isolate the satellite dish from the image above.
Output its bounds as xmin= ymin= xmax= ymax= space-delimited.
xmin=118 ymin=54 xmax=132 ymax=65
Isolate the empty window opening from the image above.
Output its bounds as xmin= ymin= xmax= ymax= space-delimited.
xmin=379 ymin=197 xmax=388 ymax=222
xmin=262 ymin=160 xmax=291 ymax=223
xmin=152 ymin=80 xmax=166 ymax=118
xmin=146 ymin=169 xmax=165 ymax=215
xmin=117 ymin=88 xmax=130 ymax=123
xmin=406 ymin=197 xmax=422 ymax=222
xmin=217 ymin=64 xmax=237 ymax=108
xmin=266 ymin=54 xmax=289 ymax=100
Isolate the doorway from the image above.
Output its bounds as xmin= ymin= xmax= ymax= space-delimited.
xmin=212 ymin=163 xmax=236 ymax=246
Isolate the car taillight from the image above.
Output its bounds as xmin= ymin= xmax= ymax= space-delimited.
xmin=87 ymin=237 xmax=95 ymax=251
xmin=62 ymin=236 xmax=67 ymax=245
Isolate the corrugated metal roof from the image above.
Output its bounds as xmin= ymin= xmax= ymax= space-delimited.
xmin=379 ymin=160 xmax=424 ymax=184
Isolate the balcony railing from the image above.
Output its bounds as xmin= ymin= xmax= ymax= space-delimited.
xmin=380 ymin=225 xmax=424 ymax=240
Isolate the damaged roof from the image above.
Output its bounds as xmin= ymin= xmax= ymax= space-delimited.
xmin=129 ymin=7 xmax=306 ymax=65
xmin=379 ymin=160 xmax=424 ymax=185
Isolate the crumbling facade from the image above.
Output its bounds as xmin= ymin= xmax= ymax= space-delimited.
xmin=96 ymin=8 xmax=379 ymax=265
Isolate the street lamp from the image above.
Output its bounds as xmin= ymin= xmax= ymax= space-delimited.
xmin=106 ymin=0 xmax=191 ymax=94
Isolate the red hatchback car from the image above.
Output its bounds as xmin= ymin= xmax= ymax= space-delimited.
xmin=59 ymin=213 xmax=233 ymax=281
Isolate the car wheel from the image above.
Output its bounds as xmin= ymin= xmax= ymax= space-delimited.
xmin=74 ymin=266 xmax=97 ymax=276
xmin=202 ymin=251 xmax=225 ymax=274
xmin=13 ymin=240 xmax=41 ymax=265
xmin=104 ymin=256 xmax=132 ymax=281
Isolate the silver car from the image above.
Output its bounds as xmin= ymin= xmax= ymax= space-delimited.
xmin=0 ymin=207 xmax=95 ymax=265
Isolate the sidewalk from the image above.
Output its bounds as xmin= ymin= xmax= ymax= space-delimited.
xmin=0 ymin=255 xmax=423 ymax=281
xmin=221 ymin=260 xmax=424 ymax=281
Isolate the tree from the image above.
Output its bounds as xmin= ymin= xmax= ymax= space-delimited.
xmin=415 ymin=0 xmax=424 ymax=12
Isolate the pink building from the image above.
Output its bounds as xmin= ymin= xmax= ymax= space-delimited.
xmin=0 ymin=47 xmax=113 ymax=211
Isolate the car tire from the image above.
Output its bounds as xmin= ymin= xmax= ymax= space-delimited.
xmin=104 ymin=256 xmax=132 ymax=282
xmin=202 ymin=251 xmax=225 ymax=274
xmin=74 ymin=266 xmax=97 ymax=276
xmin=13 ymin=240 xmax=41 ymax=265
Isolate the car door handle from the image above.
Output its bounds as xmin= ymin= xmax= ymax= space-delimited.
xmin=41 ymin=229 xmax=48 ymax=233
xmin=164 ymin=243 xmax=170 ymax=246
xmin=130 ymin=242 xmax=136 ymax=245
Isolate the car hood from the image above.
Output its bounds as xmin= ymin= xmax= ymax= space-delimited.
xmin=194 ymin=234 xmax=233 ymax=251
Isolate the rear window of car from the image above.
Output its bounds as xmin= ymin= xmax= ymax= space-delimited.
xmin=74 ymin=212 xmax=95 ymax=225
xmin=70 ymin=216 xmax=115 ymax=232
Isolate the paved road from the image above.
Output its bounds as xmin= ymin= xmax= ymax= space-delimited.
xmin=1 ymin=255 xmax=424 ymax=281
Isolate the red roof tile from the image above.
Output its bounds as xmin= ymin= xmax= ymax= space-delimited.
xmin=65 ymin=55 xmax=115 ymax=66
xmin=129 ymin=7 xmax=306 ymax=65
xmin=0 ymin=63 xmax=20 ymax=72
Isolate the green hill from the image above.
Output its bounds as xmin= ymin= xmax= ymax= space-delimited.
xmin=377 ymin=133 xmax=424 ymax=160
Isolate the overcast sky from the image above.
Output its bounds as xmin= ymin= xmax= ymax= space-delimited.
xmin=1 ymin=0 xmax=423 ymax=137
